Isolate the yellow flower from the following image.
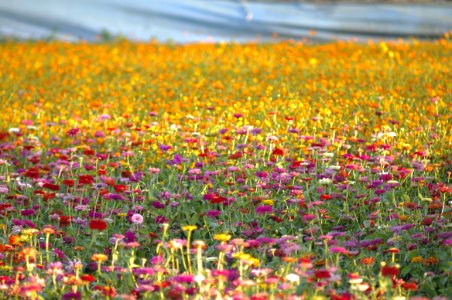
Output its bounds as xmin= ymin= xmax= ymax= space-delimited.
xmin=411 ymin=256 xmax=424 ymax=263
xmin=21 ymin=228 xmax=40 ymax=236
xmin=261 ymin=199 xmax=274 ymax=205
xmin=181 ymin=225 xmax=198 ymax=231
xmin=213 ymin=234 xmax=231 ymax=243
xmin=232 ymin=252 xmax=260 ymax=266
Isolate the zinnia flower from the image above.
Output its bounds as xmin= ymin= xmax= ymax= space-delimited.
xmin=89 ymin=219 xmax=108 ymax=231
xmin=131 ymin=214 xmax=143 ymax=224
xmin=381 ymin=265 xmax=399 ymax=277
xmin=255 ymin=205 xmax=272 ymax=215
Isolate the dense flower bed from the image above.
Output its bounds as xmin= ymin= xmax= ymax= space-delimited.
xmin=0 ymin=40 xmax=451 ymax=299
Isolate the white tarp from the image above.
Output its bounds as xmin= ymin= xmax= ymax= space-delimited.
xmin=0 ymin=0 xmax=451 ymax=42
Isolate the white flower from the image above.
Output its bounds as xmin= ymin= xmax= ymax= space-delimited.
xmin=318 ymin=178 xmax=332 ymax=185
xmin=266 ymin=135 xmax=279 ymax=141
xmin=285 ymin=273 xmax=300 ymax=283
xmin=170 ymin=124 xmax=181 ymax=131
xmin=387 ymin=132 xmax=396 ymax=137
xmin=323 ymin=152 xmax=334 ymax=158
xmin=194 ymin=274 xmax=205 ymax=283
xmin=8 ymin=128 xmax=20 ymax=133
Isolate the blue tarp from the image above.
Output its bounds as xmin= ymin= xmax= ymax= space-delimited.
xmin=0 ymin=0 xmax=451 ymax=42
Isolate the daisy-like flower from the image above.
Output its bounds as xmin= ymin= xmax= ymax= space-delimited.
xmin=131 ymin=214 xmax=144 ymax=225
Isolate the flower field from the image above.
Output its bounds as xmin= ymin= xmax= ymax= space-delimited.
xmin=0 ymin=40 xmax=451 ymax=299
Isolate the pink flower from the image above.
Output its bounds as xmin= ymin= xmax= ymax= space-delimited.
xmin=148 ymin=167 xmax=161 ymax=174
xmin=131 ymin=214 xmax=144 ymax=224
xmin=329 ymin=246 xmax=348 ymax=254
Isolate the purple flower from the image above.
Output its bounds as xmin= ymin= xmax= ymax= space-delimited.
xmin=21 ymin=209 xmax=35 ymax=216
xmin=207 ymin=210 xmax=221 ymax=218
xmin=53 ymin=248 xmax=65 ymax=259
xmin=133 ymin=267 xmax=155 ymax=276
xmin=124 ymin=231 xmax=136 ymax=243
xmin=251 ymin=128 xmax=262 ymax=135
xmin=62 ymin=292 xmax=81 ymax=300
xmin=155 ymin=216 xmax=169 ymax=224
xmin=152 ymin=201 xmax=166 ymax=209
xmin=130 ymin=172 xmax=143 ymax=182
xmin=159 ymin=144 xmax=172 ymax=152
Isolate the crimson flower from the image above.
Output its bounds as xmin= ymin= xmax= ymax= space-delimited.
xmin=272 ymin=147 xmax=284 ymax=156
xmin=381 ymin=265 xmax=399 ymax=278
xmin=79 ymin=175 xmax=94 ymax=185
xmin=314 ymin=269 xmax=331 ymax=279
xmin=89 ymin=219 xmax=108 ymax=231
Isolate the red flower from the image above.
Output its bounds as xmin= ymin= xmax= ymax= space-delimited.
xmin=422 ymin=217 xmax=433 ymax=226
xmin=62 ymin=179 xmax=75 ymax=187
xmin=381 ymin=265 xmax=399 ymax=278
xmin=80 ymin=274 xmax=95 ymax=283
xmin=114 ymin=184 xmax=127 ymax=193
xmin=401 ymin=282 xmax=417 ymax=291
xmin=43 ymin=183 xmax=60 ymax=191
xmin=320 ymin=194 xmax=332 ymax=200
xmin=43 ymin=193 xmax=56 ymax=201
xmin=83 ymin=149 xmax=95 ymax=156
xmin=59 ymin=216 xmax=72 ymax=227
xmin=203 ymin=193 xmax=227 ymax=204
xmin=89 ymin=219 xmax=107 ymax=231
xmin=24 ymin=168 xmax=40 ymax=179
xmin=314 ymin=269 xmax=331 ymax=279
xmin=272 ymin=147 xmax=284 ymax=156
xmin=78 ymin=175 xmax=94 ymax=185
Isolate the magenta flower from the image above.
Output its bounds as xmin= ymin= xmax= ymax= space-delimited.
xmin=66 ymin=128 xmax=80 ymax=136
xmin=329 ymin=246 xmax=348 ymax=254
xmin=207 ymin=210 xmax=221 ymax=218
xmin=255 ymin=205 xmax=272 ymax=215
xmin=155 ymin=216 xmax=169 ymax=224
xmin=171 ymin=274 xmax=194 ymax=284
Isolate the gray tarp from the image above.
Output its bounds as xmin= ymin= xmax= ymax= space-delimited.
xmin=0 ymin=0 xmax=451 ymax=42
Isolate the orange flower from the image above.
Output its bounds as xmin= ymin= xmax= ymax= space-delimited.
xmin=360 ymin=257 xmax=375 ymax=265
xmin=424 ymin=256 xmax=439 ymax=266
xmin=8 ymin=235 xmax=22 ymax=247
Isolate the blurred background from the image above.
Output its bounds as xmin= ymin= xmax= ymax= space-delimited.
xmin=0 ymin=0 xmax=451 ymax=42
